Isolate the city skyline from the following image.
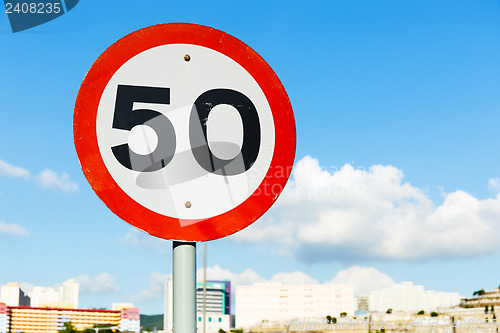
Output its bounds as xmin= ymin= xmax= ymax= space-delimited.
xmin=0 ymin=276 xmax=471 ymax=313
xmin=1 ymin=0 xmax=499 ymax=315
xmin=0 ymin=271 xmax=478 ymax=315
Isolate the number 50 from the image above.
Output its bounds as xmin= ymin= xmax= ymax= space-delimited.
xmin=111 ymin=85 xmax=261 ymax=176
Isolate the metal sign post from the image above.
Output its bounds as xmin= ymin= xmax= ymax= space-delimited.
xmin=173 ymin=242 xmax=197 ymax=333
xmin=203 ymin=242 xmax=207 ymax=333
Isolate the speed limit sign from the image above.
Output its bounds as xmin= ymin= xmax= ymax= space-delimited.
xmin=74 ymin=23 xmax=296 ymax=241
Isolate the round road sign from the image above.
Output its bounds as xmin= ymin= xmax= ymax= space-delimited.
xmin=74 ymin=23 xmax=296 ymax=241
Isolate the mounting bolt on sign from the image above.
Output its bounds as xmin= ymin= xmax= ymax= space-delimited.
xmin=73 ymin=23 xmax=296 ymax=242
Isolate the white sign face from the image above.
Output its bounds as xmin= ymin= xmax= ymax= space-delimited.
xmin=96 ymin=44 xmax=275 ymax=221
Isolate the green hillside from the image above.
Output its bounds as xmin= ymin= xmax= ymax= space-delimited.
xmin=140 ymin=314 xmax=164 ymax=331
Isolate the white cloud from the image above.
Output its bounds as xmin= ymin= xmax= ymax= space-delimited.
xmin=233 ymin=156 xmax=500 ymax=262
xmin=330 ymin=266 xmax=395 ymax=296
xmin=197 ymin=265 xmax=318 ymax=287
xmin=0 ymin=160 xmax=30 ymax=179
xmin=0 ymin=158 xmax=79 ymax=193
xmin=74 ymin=273 xmax=118 ymax=293
xmin=132 ymin=272 xmax=171 ymax=303
xmin=197 ymin=264 xmax=264 ymax=286
xmin=0 ymin=220 xmax=29 ymax=237
xmin=134 ymin=266 xmax=319 ymax=304
xmin=35 ymin=169 xmax=79 ymax=193
xmin=121 ymin=229 xmax=170 ymax=253
xmin=148 ymin=272 xmax=170 ymax=293
xmin=19 ymin=282 xmax=35 ymax=296
xmin=270 ymin=271 xmax=318 ymax=285
xmin=231 ymin=221 xmax=291 ymax=245
xmin=488 ymin=178 xmax=500 ymax=193
xmin=19 ymin=279 xmax=80 ymax=299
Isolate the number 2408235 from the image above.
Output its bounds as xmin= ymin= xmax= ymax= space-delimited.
xmin=5 ymin=2 xmax=62 ymax=14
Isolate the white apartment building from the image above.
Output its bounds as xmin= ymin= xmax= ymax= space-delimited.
xmin=0 ymin=282 xmax=30 ymax=307
xmin=58 ymin=278 xmax=79 ymax=308
xmin=30 ymin=279 xmax=79 ymax=309
xmin=235 ymin=282 xmax=354 ymax=329
xmin=368 ymin=281 xmax=461 ymax=313
xmin=31 ymin=286 xmax=59 ymax=307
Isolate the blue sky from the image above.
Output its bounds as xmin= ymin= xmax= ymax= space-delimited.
xmin=1 ymin=0 xmax=500 ymax=315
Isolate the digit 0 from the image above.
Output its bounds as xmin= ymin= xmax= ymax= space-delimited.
xmin=190 ymin=88 xmax=260 ymax=176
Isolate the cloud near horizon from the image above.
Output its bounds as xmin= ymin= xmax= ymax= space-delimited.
xmin=0 ymin=160 xmax=30 ymax=179
xmin=233 ymin=156 xmax=500 ymax=262
xmin=0 ymin=159 xmax=78 ymax=193
xmin=132 ymin=272 xmax=171 ymax=303
xmin=35 ymin=169 xmax=79 ymax=193
xmin=75 ymin=273 xmax=118 ymax=293
xmin=135 ymin=265 xmax=395 ymax=304
xmin=120 ymin=229 xmax=170 ymax=253
xmin=330 ymin=265 xmax=395 ymax=296
xmin=0 ymin=220 xmax=29 ymax=237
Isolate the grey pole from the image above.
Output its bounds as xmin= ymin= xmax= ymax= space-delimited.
xmin=203 ymin=242 xmax=207 ymax=333
xmin=173 ymin=241 xmax=197 ymax=333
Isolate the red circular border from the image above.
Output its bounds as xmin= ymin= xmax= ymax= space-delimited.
xmin=74 ymin=23 xmax=296 ymax=241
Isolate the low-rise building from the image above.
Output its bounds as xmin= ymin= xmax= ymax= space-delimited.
xmin=368 ymin=281 xmax=461 ymax=313
xmin=0 ymin=303 xmax=9 ymax=333
xmin=235 ymin=282 xmax=354 ymax=330
xmin=460 ymin=288 xmax=500 ymax=308
xmin=2 ymin=305 xmax=140 ymax=333
xmin=119 ymin=307 xmax=140 ymax=332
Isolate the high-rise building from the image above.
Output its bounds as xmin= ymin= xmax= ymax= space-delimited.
xmin=235 ymin=282 xmax=355 ymax=329
xmin=29 ymin=279 xmax=79 ymax=309
xmin=196 ymin=280 xmax=231 ymax=333
xmin=164 ymin=277 xmax=172 ymax=333
xmin=58 ymin=279 xmax=79 ymax=309
xmin=0 ymin=283 xmax=30 ymax=307
xmin=368 ymin=281 xmax=461 ymax=313
xmin=30 ymin=287 xmax=59 ymax=308
xmin=196 ymin=280 xmax=231 ymax=315
xmin=164 ymin=279 xmax=232 ymax=333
